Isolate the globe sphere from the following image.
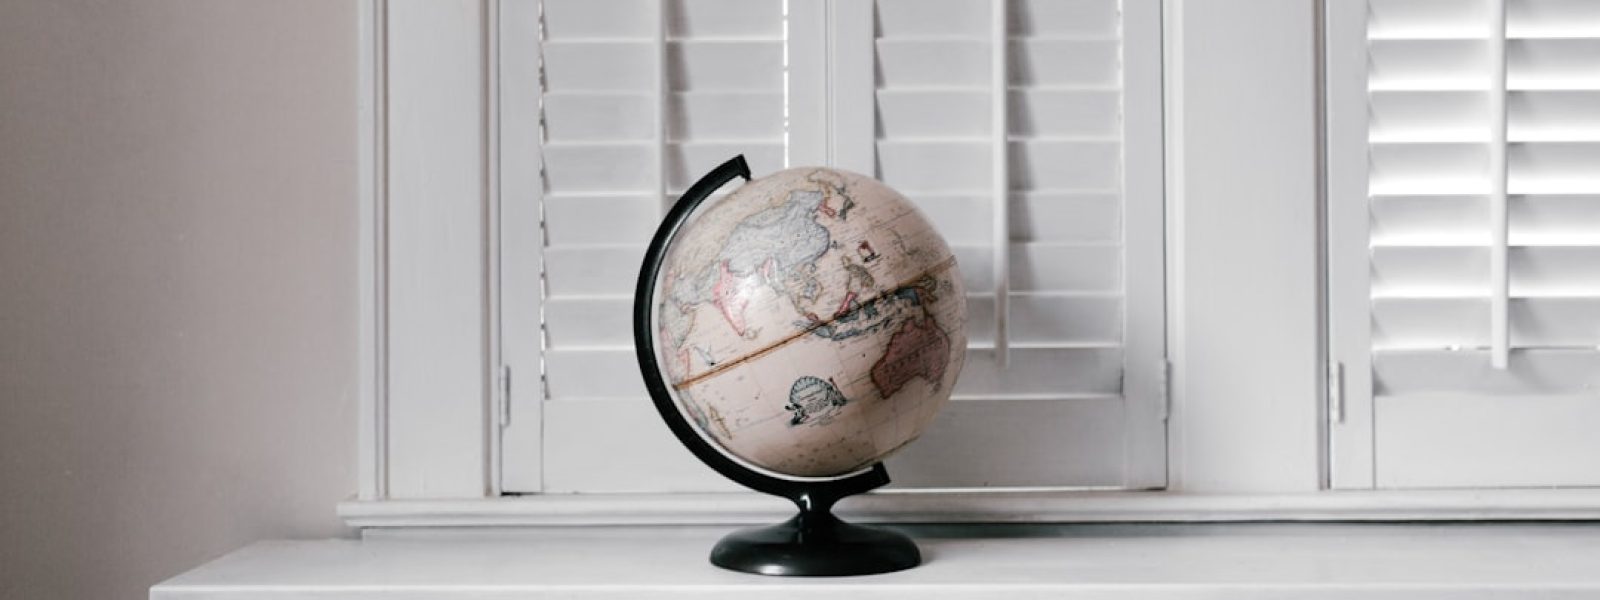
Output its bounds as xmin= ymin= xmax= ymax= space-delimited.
xmin=651 ymin=166 xmax=967 ymax=478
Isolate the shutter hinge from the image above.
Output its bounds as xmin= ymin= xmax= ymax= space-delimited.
xmin=1157 ymin=358 xmax=1171 ymax=422
xmin=499 ymin=365 xmax=513 ymax=429
xmin=1328 ymin=360 xmax=1345 ymax=424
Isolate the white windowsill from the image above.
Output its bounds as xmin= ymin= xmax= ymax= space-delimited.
xmin=337 ymin=489 xmax=1600 ymax=528
xmin=154 ymin=523 xmax=1600 ymax=599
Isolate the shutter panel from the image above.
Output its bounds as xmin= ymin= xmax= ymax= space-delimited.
xmin=517 ymin=0 xmax=1164 ymax=493
xmin=535 ymin=0 xmax=785 ymax=492
xmin=1330 ymin=0 xmax=1600 ymax=489
xmin=872 ymin=0 xmax=1164 ymax=489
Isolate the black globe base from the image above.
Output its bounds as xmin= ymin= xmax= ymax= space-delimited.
xmin=711 ymin=510 xmax=920 ymax=576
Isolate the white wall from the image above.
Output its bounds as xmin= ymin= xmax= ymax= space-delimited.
xmin=0 ymin=2 xmax=359 ymax=598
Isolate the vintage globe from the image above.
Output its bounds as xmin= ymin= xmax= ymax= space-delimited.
xmin=648 ymin=165 xmax=967 ymax=478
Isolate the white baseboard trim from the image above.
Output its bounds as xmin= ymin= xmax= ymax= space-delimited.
xmin=339 ymin=488 xmax=1600 ymax=528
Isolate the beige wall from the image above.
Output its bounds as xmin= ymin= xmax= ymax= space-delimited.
xmin=0 ymin=2 xmax=358 ymax=598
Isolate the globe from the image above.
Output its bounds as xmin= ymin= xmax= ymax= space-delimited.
xmin=649 ymin=165 xmax=968 ymax=479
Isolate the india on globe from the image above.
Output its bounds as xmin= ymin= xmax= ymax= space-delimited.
xmin=652 ymin=166 xmax=967 ymax=478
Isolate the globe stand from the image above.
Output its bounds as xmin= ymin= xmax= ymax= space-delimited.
xmin=634 ymin=155 xmax=922 ymax=576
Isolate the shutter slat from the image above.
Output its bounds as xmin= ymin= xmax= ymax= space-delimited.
xmin=1009 ymin=39 xmax=1120 ymax=87
xmin=544 ymin=194 xmax=658 ymax=245
xmin=877 ymin=140 xmax=991 ymax=192
xmin=1009 ymin=139 xmax=1121 ymax=191
xmin=1508 ymin=141 xmax=1600 ymax=193
xmin=1374 ymin=246 xmax=1600 ymax=297
xmin=544 ymin=143 xmax=655 ymax=193
xmin=1012 ymin=89 xmax=1121 ymax=137
xmin=1008 ymin=0 xmax=1119 ymax=37
xmin=667 ymin=41 xmax=783 ymax=91
xmin=956 ymin=347 xmax=1124 ymax=397
xmin=1371 ymin=194 xmax=1488 ymax=245
xmin=1011 ymin=192 xmax=1122 ymax=243
xmin=874 ymin=0 xmax=1120 ymax=38
xmin=1369 ymin=0 xmax=1489 ymax=39
xmin=875 ymin=90 xmax=991 ymax=138
xmin=874 ymin=39 xmax=1121 ymax=89
xmin=542 ymin=0 xmax=654 ymax=40
xmin=1373 ymin=193 xmax=1600 ymax=245
xmin=924 ymin=198 xmax=1150 ymax=259
xmin=544 ymin=93 xmax=656 ymax=141
xmin=1370 ymin=39 xmax=1492 ymax=91
xmin=1011 ymin=242 xmax=1120 ymax=291
xmin=875 ymin=0 xmax=989 ymax=37
xmin=1511 ymin=91 xmax=1600 ymax=141
xmin=667 ymin=0 xmax=783 ymax=39
xmin=1370 ymin=91 xmax=1488 ymax=143
xmin=1372 ymin=0 xmax=1600 ymax=39
xmin=543 ymin=42 xmax=657 ymax=92
xmin=545 ymin=348 xmax=650 ymax=400
xmin=1508 ymin=0 xmax=1600 ymax=38
xmin=967 ymin=294 xmax=1122 ymax=346
xmin=1370 ymin=141 xmax=1489 ymax=195
xmin=1507 ymin=39 xmax=1600 ymax=90
xmin=947 ymin=243 xmax=1123 ymax=293
xmin=544 ymin=245 xmax=645 ymax=297
xmin=667 ymin=92 xmax=784 ymax=141
xmin=876 ymin=40 xmax=992 ymax=88
xmin=877 ymin=140 xmax=1122 ymax=193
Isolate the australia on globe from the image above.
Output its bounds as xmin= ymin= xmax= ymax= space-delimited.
xmin=653 ymin=166 xmax=967 ymax=478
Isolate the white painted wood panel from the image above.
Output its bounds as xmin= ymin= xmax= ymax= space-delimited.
xmin=384 ymin=0 xmax=491 ymax=499
xmin=1377 ymin=393 xmax=1600 ymax=488
xmin=499 ymin=0 xmax=545 ymax=493
xmin=1165 ymin=0 xmax=1321 ymax=493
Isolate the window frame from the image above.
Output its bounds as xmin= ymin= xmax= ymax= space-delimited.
xmin=344 ymin=0 xmax=1600 ymax=526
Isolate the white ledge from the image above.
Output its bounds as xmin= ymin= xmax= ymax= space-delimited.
xmin=155 ymin=523 xmax=1600 ymax=599
xmin=339 ymin=489 xmax=1600 ymax=528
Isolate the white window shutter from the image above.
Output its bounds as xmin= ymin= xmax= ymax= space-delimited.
xmin=512 ymin=0 xmax=1165 ymax=493
xmin=1329 ymin=0 xmax=1600 ymax=489
xmin=870 ymin=0 xmax=1165 ymax=489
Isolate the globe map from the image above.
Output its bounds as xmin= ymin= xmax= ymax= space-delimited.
xmin=654 ymin=167 xmax=967 ymax=478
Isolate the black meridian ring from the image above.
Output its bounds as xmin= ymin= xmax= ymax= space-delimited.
xmin=632 ymin=154 xmax=890 ymax=508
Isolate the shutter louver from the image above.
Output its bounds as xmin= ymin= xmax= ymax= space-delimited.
xmin=1334 ymin=0 xmax=1600 ymax=489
